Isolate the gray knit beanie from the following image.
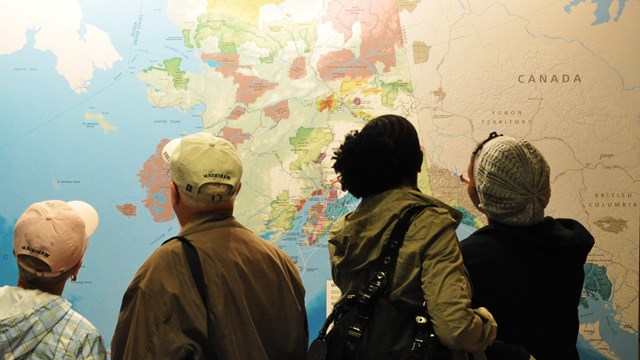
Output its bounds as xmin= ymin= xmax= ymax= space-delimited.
xmin=473 ymin=136 xmax=551 ymax=226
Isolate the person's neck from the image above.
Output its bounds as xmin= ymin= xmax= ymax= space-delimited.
xmin=17 ymin=279 xmax=64 ymax=296
xmin=195 ymin=208 xmax=234 ymax=221
xmin=179 ymin=207 xmax=234 ymax=227
xmin=400 ymin=176 xmax=418 ymax=189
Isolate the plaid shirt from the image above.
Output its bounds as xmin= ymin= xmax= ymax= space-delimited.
xmin=0 ymin=287 xmax=106 ymax=360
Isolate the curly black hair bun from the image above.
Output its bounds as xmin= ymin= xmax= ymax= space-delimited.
xmin=332 ymin=114 xmax=423 ymax=198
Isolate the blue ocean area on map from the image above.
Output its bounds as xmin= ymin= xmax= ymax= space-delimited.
xmin=0 ymin=2 xmax=204 ymax=343
xmin=0 ymin=216 xmax=18 ymax=286
xmin=578 ymin=296 xmax=637 ymax=359
xmin=260 ymin=191 xmax=359 ymax=336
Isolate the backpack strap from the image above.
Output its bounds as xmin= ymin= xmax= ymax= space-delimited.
xmin=162 ymin=236 xmax=217 ymax=360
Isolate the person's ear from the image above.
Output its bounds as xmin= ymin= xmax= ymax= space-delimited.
xmin=171 ymin=181 xmax=181 ymax=206
xmin=234 ymin=182 xmax=242 ymax=195
xmin=72 ymin=258 xmax=83 ymax=277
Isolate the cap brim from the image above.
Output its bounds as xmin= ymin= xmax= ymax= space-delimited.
xmin=67 ymin=201 xmax=99 ymax=238
xmin=162 ymin=138 xmax=182 ymax=164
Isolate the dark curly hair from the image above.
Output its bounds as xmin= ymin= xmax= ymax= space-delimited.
xmin=332 ymin=114 xmax=423 ymax=198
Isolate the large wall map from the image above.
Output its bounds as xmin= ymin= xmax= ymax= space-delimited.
xmin=0 ymin=0 xmax=637 ymax=358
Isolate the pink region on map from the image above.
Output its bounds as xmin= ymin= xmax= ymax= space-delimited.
xmin=264 ymin=100 xmax=290 ymax=122
xmin=289 ymin=57 xmax=307 ymax=80
xmin=202 ymin=53 xmax=279 ymax=105
xmin=296 ymin=199 xmax=307 ymax=212
xmin=201 ymin=53 xmax=242 ymax=77
xmin=327 ymin=187 xmax=339 ymax=201
xmin=317 ymin=49 xmax=375 ymax=81
xmin=222 ymin=127 xmax=251 ymax=146
xmin=321 ymin=0 xmax=401 ymax=75
xmin=322 ymin=2 xmax=360 ymax=42
xmin=314 ymin=152 xmax=326 ymax=164
xmin=116 ymin=203 xmax=137 ymax=218
xmin=137 ymin=139 xmax=174 ymax=222
xmin=229 ymin=106 xmax=247 ymax=120
xmin=234 ymin=73 xmax=278 ymax=105
xmin=306 ymin=202 xmax=328 ymax=245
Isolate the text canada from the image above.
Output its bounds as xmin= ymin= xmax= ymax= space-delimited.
xmin=518 ymin=74 xmax=582 ymax=84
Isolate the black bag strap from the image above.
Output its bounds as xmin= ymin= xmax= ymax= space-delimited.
xmin=354 ymin=204 xmax=428 ymax=306
xmin=162 ymin=236 xmax=217 ymax=360
xmin=376 ymin=205 xmax=428 ymax=292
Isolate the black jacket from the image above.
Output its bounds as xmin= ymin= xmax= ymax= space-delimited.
xmin=460 ymin=217 xmax=594 ymax=360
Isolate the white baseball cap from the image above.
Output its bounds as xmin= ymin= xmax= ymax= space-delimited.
xmin=163 ymin=132 xmax=243 ymax=201
xmin=14 ymin=200 xmax=99 ymax=277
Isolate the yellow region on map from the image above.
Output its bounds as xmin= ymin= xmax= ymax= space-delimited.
xmin=84 ymin=112 xmax=117 ymax=134
xmin=206 ymin=0 xmax=284 ymax=25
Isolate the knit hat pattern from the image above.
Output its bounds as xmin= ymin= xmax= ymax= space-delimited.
xmin=473 ymin=136 xmax=551 ymax=226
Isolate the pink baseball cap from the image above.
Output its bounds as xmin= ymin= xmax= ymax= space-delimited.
xmin=13 ymin=200 xmax=99 ymax=277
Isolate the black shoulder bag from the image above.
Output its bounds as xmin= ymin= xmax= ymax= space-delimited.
xmin=308 ymin=205 xmax=452 ymax=360
xmin=163 ymin=236 xmax=218 ymax=360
